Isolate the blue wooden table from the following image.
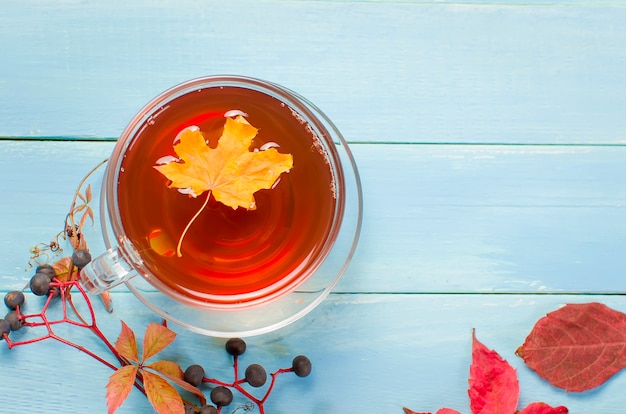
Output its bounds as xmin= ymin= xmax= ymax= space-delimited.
xmin=2 ymin=1 xmax=626 ymax=412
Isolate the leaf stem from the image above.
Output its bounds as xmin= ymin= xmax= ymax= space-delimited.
xmin=176 ymin=190 xmax=212 ymax=257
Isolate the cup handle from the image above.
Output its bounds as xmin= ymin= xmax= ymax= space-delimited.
xmin=79 ymin=246 xmax=138 ymax=294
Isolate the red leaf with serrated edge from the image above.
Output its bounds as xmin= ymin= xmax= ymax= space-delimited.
xmin=516 ymin=302 xmax=626 ymax=392
xmin=106 ymin=364 xmax=139 ymax=414
xmin=516 ymin=402 xmax=569 ymax=414
xmin=143 ymin=322 xmax=177 ymax=362
xmin=143 ymin=370 xmax=185 ymax=414
xmin=403 ymin=408 xmax=461 ymax=414
xmin=469 ymin=331 xmax=519 ymax=414
xmin=115 ymin=321 xmax=139 ymax=363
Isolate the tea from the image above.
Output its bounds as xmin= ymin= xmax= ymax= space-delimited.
xmin=116 ymin=86 xmax=340 ymax=306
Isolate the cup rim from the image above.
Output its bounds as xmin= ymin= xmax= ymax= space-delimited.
xmin=105 ymin=75 xmax=348 ymax=310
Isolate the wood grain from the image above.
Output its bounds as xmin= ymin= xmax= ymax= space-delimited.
xmin=2 ymin=293 xmax=626 ymax=413
xmin=0 ymin=141 xmax=623 ymax=294
xmin=2 ymin=1 xmax=625 ymax=413
xmin=2 ymin=1 xmax=626 ymax=144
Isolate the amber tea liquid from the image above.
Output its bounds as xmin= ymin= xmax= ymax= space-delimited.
xmin=116 ymin=86 xmax=340 ymax=306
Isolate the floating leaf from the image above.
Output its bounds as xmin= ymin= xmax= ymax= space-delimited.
xmin=469 ymin=331 xmax=519 ymax=414
xmin=143 ymin=370 xmax=185 ymax=414
xmin=517 ymin=402 xmax=569 ymax=414
xmin=154 ymin=116 xmax=293 ymax=256
xmin=154 ymin=116 xmax=293 ymax=210
xmin=106 ymin=364 xmax=139 ymax=414
xmin=115 ymin=321 xmax=139 ymax=363
xmin=516 ymin=302 xmax=626 ymax=392
xmin=142 ymin=322 xmax=177 ymax=361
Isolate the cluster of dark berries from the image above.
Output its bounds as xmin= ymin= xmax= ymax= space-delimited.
xmin=28 ymin=249 xmax=91 ymax=297
xmin=182 ymin=337 xmax=312 ymax=413
xmin=1 ymin=249 xmax=93 ymax=341
xmin=0 ymin=290 xmax=26 ymax=338
xmin=29 ymin=263 xmax=59 ymax=297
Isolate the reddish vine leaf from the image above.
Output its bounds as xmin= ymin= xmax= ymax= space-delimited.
xmin=106 ymin=364 xmax=139 ymax=414
xmin=143 ymin=322 xmax=177 ymax=361
xmin=106 ymin=322 xmax=187 ymax=414
xmin=143 ymin=370 xmax=185 ymax=414
xmin=517 ymin=402 xmax=569 ymax=414
xmin=403 ymin=408 xmax=461 ymax=414
xmin=146 ymin=360 xmax=184 ymax=379
xmin=149 ymin=363 xmax=207 ymax=406
xmin=516 ymin=302 xmax=626 ymax=392
xmin=114 ymin=321 xmax=139 ymax=363
xmin=469 ymin=330 xmax=519 ymax=414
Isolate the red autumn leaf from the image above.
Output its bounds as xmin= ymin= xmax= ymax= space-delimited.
xmin=404 ymin=332 xmax=567 ymax=414
xmin=115 ymin=321 xmax=139 ymax=363
xmin=143 ymin=322 xmax=177 ymax=361
xmin=105 ymin=364 xmax=139 ymax=414
xmin=469 ymin=331 xmax=519 ymax=414
xmin=516 ymin=402 xmax=569 ymax=414
xmin=403 ymin=408 xmax=461 ymax=414
xmin=516 ymin=302 xmax=626 ymax=392
xmin=143 ymin=370 xmax=185 ymax=414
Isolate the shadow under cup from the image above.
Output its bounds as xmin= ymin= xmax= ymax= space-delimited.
xmin=81 ymin=76 xmax=362 ymax=337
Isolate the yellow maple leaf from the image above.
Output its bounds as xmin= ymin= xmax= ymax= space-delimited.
xmin=154 ymin=115 xmax=293 ymax=256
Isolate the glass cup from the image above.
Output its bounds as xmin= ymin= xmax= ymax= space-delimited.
xmin=80 ymin=75 xmax=362 ymax=337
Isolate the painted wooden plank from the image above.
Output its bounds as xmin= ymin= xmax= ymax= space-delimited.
xmin=2 ymin=1 xmax=626 ymax=144
xmin=2 ymin=292 xmax=626 ymax=412
xmin=1 ymin=140 xmax=624 ymax=294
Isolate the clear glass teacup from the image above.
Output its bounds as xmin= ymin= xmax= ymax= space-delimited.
xmin=80 ymin=75 xmax=362 ymax=337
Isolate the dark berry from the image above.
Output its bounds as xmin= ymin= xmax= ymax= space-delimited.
xmin=184 ymin=364 xmax=205 ymax=386
xmin=184 ymin=403 xmax=198 ymax=414
xmin=210 ymin=386 xmax=233 ymax=407
xmin=30 ymin=273 xmax=51 ymax=296
xmin=35 ymin=264 xmax=56 ymax=280
xmin=71 ymin=249 xmax=92 ymax=269
xmin=4 ymin=290 xmax=25 ymax=309
xmin=199 ymin=405 xmax=218 ymax=414
xmin=225 ymin=337 xmax=246 ymax=356
xmin=245 ymin=363 xmax=267 ymax=387
xmin=292 ymin=355 xmax=312 ymax=377
xmin=5 ymin=311 xmax=22 ymax=331
xmin=0 ymin=319 xmax=10 ymax=338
